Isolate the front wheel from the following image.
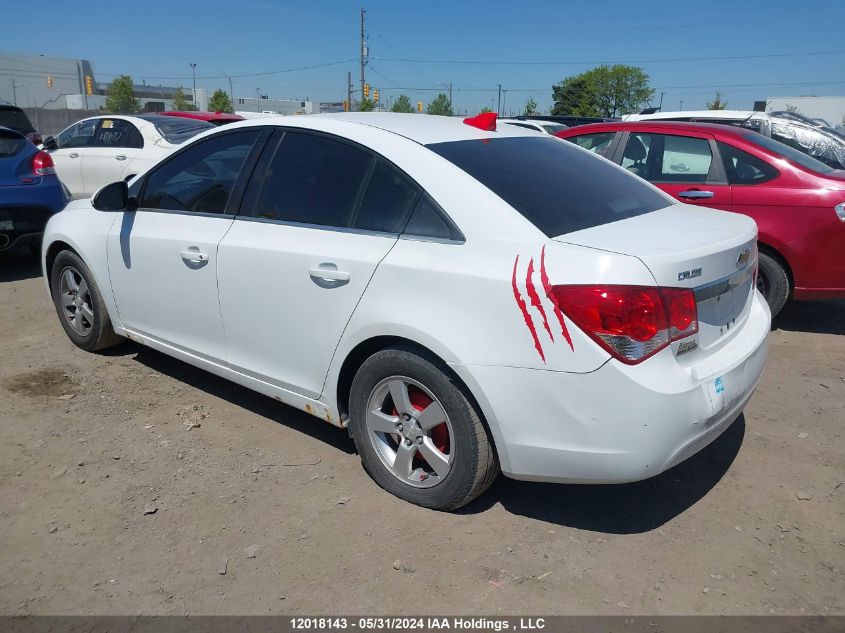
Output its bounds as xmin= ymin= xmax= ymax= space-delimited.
xmin=50 ymin=250 xmax=123 ymax=352
xmin=349 ymin=348 xmax=498 ymax=510
xmin=756 ymin=251 xmax=790 ymax=318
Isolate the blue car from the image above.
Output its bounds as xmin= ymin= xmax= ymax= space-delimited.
xmin=0 ymin=126 xmax=70 ymax=254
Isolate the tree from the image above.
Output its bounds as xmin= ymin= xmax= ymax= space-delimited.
xmin=479 ymin=106 xmax=493 ymax=114
xmin=171 ymin=87 xmax=197 ymax=111
xmin=552 ymin=65 xmax=653 ymax=117
xmin=208 ymin=89 xmax=234 ymax=113
xmin=391 ymin=94 xmax=414 ymax=113
xmin=706 ymin=89 xmax=728 ymax=110
xmin=523 ymin=97 xmax=538 ymax=116
xmin=105 ymin=75 xmax=141 ymax=114
xmin=358 ymin=97 xmax=375 ymax=112
xmin=426 ymin=93 xmax=453 ymax=116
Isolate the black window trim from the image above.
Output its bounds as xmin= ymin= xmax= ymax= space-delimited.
xmin=132 ymin=126 xmax=273 ymax=218
xmin=235 ymin=126 xmax=465 ymax=243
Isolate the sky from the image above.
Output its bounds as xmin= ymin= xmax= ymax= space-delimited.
xmin=3 ymin=0 xmax=844 ymax=115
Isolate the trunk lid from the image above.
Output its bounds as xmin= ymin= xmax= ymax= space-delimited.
xmin=554 ymin=204 xmax=759 ymax=353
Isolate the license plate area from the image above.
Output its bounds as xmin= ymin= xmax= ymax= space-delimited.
xmin=695 ymin=265 xmax=754 ymax=335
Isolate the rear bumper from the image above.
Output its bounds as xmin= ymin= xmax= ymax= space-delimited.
xmin=0 ymin=194 xmax=66 ymax=251
xmin=458 ymin=292 xmax=771 ymax=483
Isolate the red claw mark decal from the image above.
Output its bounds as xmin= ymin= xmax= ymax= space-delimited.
xmin=526 ymin=258 xmax=554 ymax=343
xmin=540 ymin=246 xmax=573 ymax=351
xmin=540 ymin=246 xmax=575 ymax=352
xmin=512 ymin=255 xmax=546 ymax=362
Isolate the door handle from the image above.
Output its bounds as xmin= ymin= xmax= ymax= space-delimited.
xmin=309 ymin=266 xmax=350 ymax=282
xmin=115 ymin=155 xmax=127 ymax=161
xmin=180 ymin=250 xmax=208 ymax=263
xmin=69 ymin=152 xmax=79 ymax=159
xmin=678 ymin=190 xmax=714 ymax=199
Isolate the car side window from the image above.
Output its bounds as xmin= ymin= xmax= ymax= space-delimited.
xmin=57 ymin=119 xmax=98 ymax=149
xmin=623 ymin=133 xmax=713 ymax=183
xmin=402 ymin=194 xmax=463 ymax=242
xmin=246 ymin=131 xmax=373 ymax=228
xmin=353 ymin=160 xmax=420 ymax=233
xmin=92 ymin=119 xmax=143 ymax=149
xmin=568 ymin=132 xmax=616 ymax=158
xmin=139 ymin=130 xmax=261 ymax=214
xmin=717 ymin=142 xmax=778 ymax=185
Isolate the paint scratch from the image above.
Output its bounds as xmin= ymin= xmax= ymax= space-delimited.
xmin=526 ymin=258 xmax=553 ymax=343
xmin=540 ymin=246 xmax=573 ymax=351
xmin=512 ymin=255 xmax=545 ymax=362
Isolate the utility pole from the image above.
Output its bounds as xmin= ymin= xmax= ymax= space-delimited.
xmin=224 ymin=73 xmax=234 ymax=102
xmin=189 ymin=63 xmax=197 ymax=107
xmin=679 ymin=100 xmax=684 ymax=111
xmin=11 ymin=78 xmax=16 ymax=106
xmin=659 ymin=91 xmax=664 ymax=111
xmin=347 ymin=71 xmax=352 ymax=110
xmin=360 ymin=8 xmax=367 ymax=101
xmin=497 ymin=84 xmax=502 ymax=115
xmin=449 ymin=82 xmax=452 ymax=107
xmin=255 ymin=87 xmax=260 ymax=112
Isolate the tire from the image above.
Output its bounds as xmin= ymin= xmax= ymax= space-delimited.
xmin=756 ymin=251 xmax=790 ymax=318
xmin=349 ymin=347 xmax=498 ymax=511
xmin=50 ymin=250 xmax=123 ymax=352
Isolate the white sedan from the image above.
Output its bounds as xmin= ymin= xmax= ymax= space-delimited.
xmin=40 ymin=112 xmax=770 ymax=510
xmin=43 ymin=115 xmax=213 ymax=199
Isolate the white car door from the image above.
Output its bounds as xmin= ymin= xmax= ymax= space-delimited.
xmin=81 ymin=119 xmax=144 ymax=195
xmin=49 ymin=119 xmax=98 ymax=198
xmin=217 ymin=130 xmax=419 ymax=398
xmin=107 ymin=128 xmax=266 ymax=362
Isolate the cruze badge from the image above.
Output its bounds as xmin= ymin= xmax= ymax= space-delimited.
xmin=677 ymin=268 xmax=702 ymax=282
xmin=736 ymin=248 xmax=751 ymax=268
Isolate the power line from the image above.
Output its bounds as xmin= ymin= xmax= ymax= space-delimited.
xmin=372 ymin=49 xmax=845 ymax=66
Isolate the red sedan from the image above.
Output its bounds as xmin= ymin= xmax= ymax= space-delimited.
xmin=556 ymin=122 xmax=845 ymax=316
xmin=157 ymin=111 xmax=244 ymax=126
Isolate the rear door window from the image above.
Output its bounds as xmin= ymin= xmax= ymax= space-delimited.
xmin=353 ymin=160 xmax=420 ymax=233
xmin=567 ymin=132 xmax=616 ymax=158
xmin=427 ymin=136 xmax=670 ymax=237
xmin=622 ymin=133 xmax=713 ymax=183
xmin=717 ymin=142 xmax=778 ymax=184
xmin=93 ymin=119 xmax=144 ymax=148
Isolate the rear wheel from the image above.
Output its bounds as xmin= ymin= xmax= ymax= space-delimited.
xmin=349 ymin=347 xmax=498 ymax=510
xmin=50 ymin=250 xmax=123 ymax=352
xmin=756 ymin=251 xmax=790 ymax=317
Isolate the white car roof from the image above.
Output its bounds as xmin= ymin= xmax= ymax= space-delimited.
xmin=622 ymin=110 xmax=764 ymax=122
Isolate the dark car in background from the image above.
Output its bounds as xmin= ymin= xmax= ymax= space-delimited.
xmin=556 ymin=121 xmax=845 ymax=317
xmin=0 ymin=126 xmax=70 ymax=254
xmin=0 ymin=104 xmax=42 ymax=145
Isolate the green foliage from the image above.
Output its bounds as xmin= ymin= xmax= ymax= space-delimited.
xmin=358 ymin=97 xmax=375 ymax=112
xmin=208 ymin=89 xmax=234 ymax=113
xmin=479 ymin=106 xmax=493 ymax=114
xmin=552 ymin=65 xmax=653 ymax=117
xmin=706 ymin=89 xmax=728 ymax=110
xmin=171 ymin=87 xmax=197 ymax=111
xmin=523 ymin=97 xmax=538 ymax=116
xmin=391 ymin=94 xmax=414 ymax=113
xmin=426 ymin=93 xmax=453 ymax=116
xmin=105 ymin=75 xmax=141 ymax=114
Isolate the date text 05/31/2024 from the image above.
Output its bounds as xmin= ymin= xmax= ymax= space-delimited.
xmin=290 ymin=617 xmax=547 ymax=630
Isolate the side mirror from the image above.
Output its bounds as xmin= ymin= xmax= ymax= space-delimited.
xmin=42 ymin=136 xmax=58 ymax=151
xmin=92 ymin=181 xmax=132 ymax=211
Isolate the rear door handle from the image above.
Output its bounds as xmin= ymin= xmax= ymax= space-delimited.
xmin=678 ymin=190 xmax=714 ymax=199
xmin=180 ymin=249 xmax=208 ymax=263
xmin=115 ymin=155 xmax=127 ymax=161
xmin=309 ymin=266 xmax=350 ymax=282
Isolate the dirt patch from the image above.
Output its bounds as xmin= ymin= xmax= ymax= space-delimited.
xmin=3 ymin=368 xmax=79 ymax=398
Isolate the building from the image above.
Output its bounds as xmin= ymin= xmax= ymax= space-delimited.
xmin=233 ymin=96 xmax=318 ymax=115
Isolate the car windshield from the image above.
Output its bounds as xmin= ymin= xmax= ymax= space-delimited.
xmin=427 ymin=136 xmax=671 ymax=237
xmin=746 ymin=132 xmax=835 ymax=174
xmin=144 ymin=116 xmax=213 ymax=144
xmin=0 ymin=108 xmax=35 ymax=134
xmin=0 ymin=129 xmax=27 ymax=156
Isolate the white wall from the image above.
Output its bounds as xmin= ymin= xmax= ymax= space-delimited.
xmin=766 ymin=96 xmax=845 ymax=127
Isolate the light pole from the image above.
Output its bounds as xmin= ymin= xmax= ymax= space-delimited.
xmin=255 ymin=87 xmax=260 ymax=111
xmin=189 ymin=63 xmax=197 ymax=109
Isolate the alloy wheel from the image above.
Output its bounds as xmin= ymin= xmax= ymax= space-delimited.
xmin=365 ymin=376 xmax=453 ymax=489
xmin=59 ymin=266 xmax=94 ymax=336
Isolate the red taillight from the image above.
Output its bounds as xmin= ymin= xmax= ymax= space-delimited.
xmin=550 ymin=285 xmax=698 ymax=364
xmin=32 ymin=151 xmax=55 ymax=176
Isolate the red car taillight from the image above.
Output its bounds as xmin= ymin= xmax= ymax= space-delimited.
xmin=32 ymin=150 xmax=56 ymax=176
xmin=550 ymin=285 xmax=698 ymax=364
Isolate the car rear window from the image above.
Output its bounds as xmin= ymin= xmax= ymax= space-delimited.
xmin=0 ymin=108 xmax=36 ymax=135
xmin=148 ymin=117 xmax=214 ymax=144
xmin=746 ymin=131 xmax=835 ymax=174
xmin=427 ymin=136 xmax=671 ymax=237
xmin=0 ymin=129 xmax=27 ymax=156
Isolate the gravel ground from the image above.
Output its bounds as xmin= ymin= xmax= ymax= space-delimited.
xmin=0 ymin=249 xmax=842 ymax=616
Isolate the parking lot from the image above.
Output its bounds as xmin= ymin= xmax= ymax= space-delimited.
xmin=0 ymin=248 xmax=842 ymax=616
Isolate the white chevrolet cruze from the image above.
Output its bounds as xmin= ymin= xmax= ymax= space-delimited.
xmin=41 ymin=112 xmax=770 ymax=510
